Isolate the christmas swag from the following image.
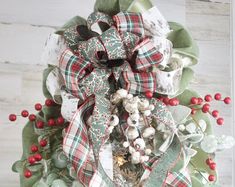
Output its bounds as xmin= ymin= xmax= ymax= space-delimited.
xmin=9 ymin=0 xmax=235 ymax=186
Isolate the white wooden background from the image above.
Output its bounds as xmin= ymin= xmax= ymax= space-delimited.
xmin=0 ymin=0 xmax=233 ymax=186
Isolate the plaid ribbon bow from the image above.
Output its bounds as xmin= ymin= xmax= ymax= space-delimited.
xmin=60 ymin=11 xmax=185 ymax=187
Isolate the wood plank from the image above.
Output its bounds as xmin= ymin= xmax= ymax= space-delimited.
xmin=0 ymin=0 xmax=185 ymax=27
xmin=186 ymin=0 xmax=230 ymax=41
xmin=0 ymin=23 xmax=54 ymax=65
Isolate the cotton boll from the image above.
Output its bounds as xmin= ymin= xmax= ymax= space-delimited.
xmin=131 ymin=151 xmax=141 ymax=164
xmin=123 ymin=141 xmax=130 ymax=148
xmin=144 ymin=110 xmax=151 ymax=117
xmin=145 ymin=149 xmax=152 ymax=155
xmin=127 ymin=94 xmax=133 ymax=99
xmin=143 ymin=127 xmax=156 ymax=138
xmin=129 ymin=112 xmax=140 ymax=121
xmin=110 ymin=93 xmax=122 ymax=104
xmin=127 ymin=117 xmax=138 ymax=127
xmin=134 ymin=138 xmax=146 ymax=150
xmin=110 ymin=115 xmax=119 ymax=127
xmin=148 ymin=104 xmax=155 ymax=111
xmin=129 ymin=146 xmax=136 ymax=154
xmin=116 ymin=89 xmax=128 ymax=98
xmin=127 ymin=127 xmax=139 ymax=140
xmin=138 ymin=99 xmax=150 ymax=111
xmin=108 ymin=126 xmax=114 ymax=134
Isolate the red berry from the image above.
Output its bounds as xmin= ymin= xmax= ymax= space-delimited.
xmin=48 ymin=119 xmax=56 ymax=126
xmin=39 ymin=139 xmax=47 ymax=147
xmin=163 ymin=97 xmax=170 ymax=105
xmin=191 ymin=108 xmax=197 ymax=115
xmin=36 ymin=121 xmax=44 ymax=129
xmin=206 ymin=158 xmax=213 ymax=165
xmin=9 ymin=114 xmax=17 ymax=121
xmin=204 ymin=94 xmax=212 ymax=102
xmin=31 ymin=145 xmax=38 ymax=153
xmin=214 ymin=93 xmax=221 ymax=100
xmin=28 ymin=114 xmax=36 ymax=121
xmin=57 ymin=116 xmax=65 ymax=125
xmin=202 ymin=104 xmax=210 ymax=113
xmin=28 ymin=156 xmax=36 ymax=165
xmin=21 ymin=110 xmax=29 ymax=118
xmin=208 ymin=174 xmax=216 ymax=182
xmin=35 ymin=103 xmax=42 ymax=111
xmin=45 ymin=99 xmax=55 ymax=107
xmin=34 ymin=153 xmax=42 ymax=161
xmin=190 ymin=97 xmax=198 ymax=105
xmin=197 ymin=97 xmax=203 ymax=105
xmin=145 ymin=90 xmax=153 ymax=98
xmin=209 ymin=162 xmax=216 ymax=170
xmin=211 ymin=110 xmax=219 ymax=118
xmin=217 ymin=118 xmax=224 ymax=125
xmin=24 ymin=169 xmax=32 ymax=178
xmin=224 ymin=97 xmax=231 ymax=104
xmin=169 ymin=98 xmax=179 ymax=106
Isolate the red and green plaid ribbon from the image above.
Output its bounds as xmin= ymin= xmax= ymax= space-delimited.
xmin=60 ymin=10 xmax=186 ymax=187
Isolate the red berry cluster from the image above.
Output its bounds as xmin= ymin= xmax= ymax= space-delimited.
xmin=24 ymin=144 xmax=44 ymax=178
xmin=158 ymin=97 xmax=180 ymax=106
xmin=8 ymin=99 xmax=65 ymax=128
xmin=189 ymin=93 xmax=231 ymax=126
xmin=206 ymin=158 xmax=217 ymax=182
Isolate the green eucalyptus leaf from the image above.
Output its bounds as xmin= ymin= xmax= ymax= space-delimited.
xmin=94 ymin=0 xmax=120 ymax=16
xmin=168 ymin=22 xmax=199 ymax=65
xmin=27 ymin=164 xmax=43 ymax=172
xmin=72 ymin=181 xmax=84 ymax=187
xmin=51 ymin=179 xmax=68 ymax=187
xmin=119 ymin=0 xmax=134 ymax=11
xmin=191 ymin=176 xmax=205 ymax=187
xmin=12 ymin=160 xmax=23 ymax=173
xmin=55 ymin=16 xmax=87 ymax=35
xmin=191 ymin=148 xmax=217 ymax=176
xmin=168 ymin=105 xmax=191 ymax=123
xmin=126 ymin=0 xmax=153 ymax=12
xmin=33 ymin=180 xmax=49 ymax=187
xmin=46 ymin=173 xmax=59 ymax=185
xmin=177 ymin=89 xmax=213 ymax=134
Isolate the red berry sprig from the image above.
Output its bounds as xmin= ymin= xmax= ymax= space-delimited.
xmin=189 ymin=93 xmax=231 ymax=126
xmin=205 ymin=158 xmax=217 ymax=182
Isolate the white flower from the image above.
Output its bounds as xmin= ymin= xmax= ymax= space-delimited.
xmin=185 ymin=123 xmax=196 ymax=134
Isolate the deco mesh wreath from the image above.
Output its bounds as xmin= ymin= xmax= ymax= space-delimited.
xmin=9 ymin=0 xmax=235 ymax=186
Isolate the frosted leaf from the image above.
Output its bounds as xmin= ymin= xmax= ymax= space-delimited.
xmin=200 ymin=135 xmax=218 ymax=153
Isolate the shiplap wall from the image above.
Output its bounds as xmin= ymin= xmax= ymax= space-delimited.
xmin=0 ymin=0 xmax=233 ymax=186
